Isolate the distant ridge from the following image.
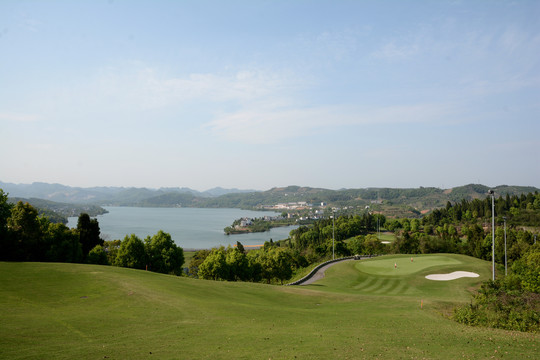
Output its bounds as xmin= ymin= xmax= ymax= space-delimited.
xmin=1 ymin=181 xmax=538 ymax=216
xmin=0 ymin=181 xmax=259 ymax=204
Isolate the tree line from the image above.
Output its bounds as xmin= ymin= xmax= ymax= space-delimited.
xmin=189 ymin=192 xmax=539 ymax=290
xmin=287 ymin=212 xmax=386 ymax=261
xmin=188 ymin=213 xmax=387 ymax=283
xmin=0 ymin=190 xmax=184 ymax=275
xmin=188 ymin=241 xmax=307 ymax=284
xmin=422 ymin=192 xmax=540 ymax=227
xmin=3 ymin=187 xmax=538 ymax=292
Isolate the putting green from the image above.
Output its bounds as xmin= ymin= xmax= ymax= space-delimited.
xmin=355 ymin=255 xmax=462 ymax=276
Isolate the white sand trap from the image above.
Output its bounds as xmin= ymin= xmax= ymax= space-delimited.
xmin=425 ymin=271 xmax=480 ymax=281
xmin=381 ymin=241 xmax=391 ymax=244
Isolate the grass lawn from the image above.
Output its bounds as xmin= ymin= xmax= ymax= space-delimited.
xmin=1 ymin=256 xmax=538 ymax=359
xmin=377 ymin=232 xmax=396 ymax=243
xmin=183 ymin=250 xmax=196 ymax=267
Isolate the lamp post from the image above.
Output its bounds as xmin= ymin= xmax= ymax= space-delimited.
xmin=332 ymin=209 xmax=336 ymax=260
xmin=503 ymin=216 xmax=507 ymax=276
xmin=488 ymin=190 xmax=495 ymax=281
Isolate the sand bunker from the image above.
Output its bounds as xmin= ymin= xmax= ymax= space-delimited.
xmin=425 ymin=271 xmax=480 ymax=281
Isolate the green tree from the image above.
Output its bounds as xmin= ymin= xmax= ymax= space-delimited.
xmin=511 ymin=245 xmax=540 ymax=293
xmin=465 ymin=224 xmax=485 ymax=259
xmin=87 ymin=245 xmax=108 ymax=265
xmin=6 ymin=201 xmax=44 ymax=261
xmin=271 ymin=248 xmax=294 ymax=284
xmin=347 ymin=236 xmax=364 ymax=255
xmin=226 ymin=246 xmax=249 ymax=281
xmin=0 ymin=189 xmax=13 ymax=257
xmin=410 ymin=218 xmax=420 ymax=232
xmin=246 ymin=250 xmax=263 ymax=282
xmin=144 ymin=230 xmax=184 ymax=275
xmin=508 ymin=232 xmax=530 ymax=264
xmin=256 ymin=250 xmax=276 ymax=284
xmin=236 ymin=241 xmax=245 ymax=253
xmin=77 ymin=213 xmax=102 ymax=259
xmin=363 ymin=234 xmax=385 ymax=255
xmin=385 ymin=219 xmax=402 ymax=232
xmin=401 ymin=219 xmax=411 ymax=232
xmin=198 ymin=247 xmax=228 ymax=280
xmin=44 ymin=223 xmax=82 ymax=262
xmin=393 ymin=231 xmax=419 ymax=254
xmin=315 ymin=238 xmax=349 ymax=258
xmin=103 ymin=240 xmax=122 ymax=265
xmin=188 ymin=249 xmax=211 ymax=277
xmin=115 ymin=234 xmax=146 ymax=269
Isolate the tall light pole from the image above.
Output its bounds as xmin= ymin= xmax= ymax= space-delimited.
xmin=488 ymin=190 xmax=495 ymax=281
xmin=332 ymin=209 xmax=336 ymax=260
xmin=503 ymin=216 xmax=507 ymax=276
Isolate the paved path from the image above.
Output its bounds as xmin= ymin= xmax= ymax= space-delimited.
xmin=298 ymin=258 xmax=356 ymax=285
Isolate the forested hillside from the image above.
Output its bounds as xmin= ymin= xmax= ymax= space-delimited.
xmin=7 ymin=197 xmax=107 ymax=224
xmin=2 ymin=182 xmax=538 ymax=219
xmin=198 ymin=184 xmax=538 ymax=216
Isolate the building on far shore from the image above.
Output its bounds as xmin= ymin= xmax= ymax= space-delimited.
xmin=260 ymin=201 xmax=315 ymax=211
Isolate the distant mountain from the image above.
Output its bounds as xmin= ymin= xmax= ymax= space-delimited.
xmin=194 ymin=184 xmax=540 ymax=216
xmin=0 ymin=181 xmax=107 ymax=203
xmin=0 ymin=181 xmax=258 ymax=205
xmin=2 ymin=181 xmax=538 ymax=217
xmin=202 ymin=187 xmax=257 ymax=197
xmin=156 ymin=186 xmax=256 ymax=198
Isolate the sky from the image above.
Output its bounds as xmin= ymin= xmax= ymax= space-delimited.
xmin=1 ymin=0 xmax=539 ymax=191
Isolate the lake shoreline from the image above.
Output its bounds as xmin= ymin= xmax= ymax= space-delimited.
xmin=67 ymin=207 xmax=297 ymax=249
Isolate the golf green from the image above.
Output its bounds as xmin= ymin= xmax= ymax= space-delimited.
xmin=356 ymin=254 xmax=463 ymax=276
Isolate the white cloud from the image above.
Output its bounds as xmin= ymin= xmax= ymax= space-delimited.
xmin=206 ymin=102 xmax=461 ymax=144
xmin=206 ymin=107 xmax=328 ymax=144
xmin=68 ymin=63 xmax=302 ymax=120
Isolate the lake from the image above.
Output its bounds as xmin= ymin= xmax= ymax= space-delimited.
xmin=67 ymin=207 xmax=297 ymax=249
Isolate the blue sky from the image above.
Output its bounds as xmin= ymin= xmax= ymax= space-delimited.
xmin=1 ymin=0 xmax=539 ymax=191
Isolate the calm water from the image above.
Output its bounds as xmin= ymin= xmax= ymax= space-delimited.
xmin=67 ymin=207 xmax=297 ymax=249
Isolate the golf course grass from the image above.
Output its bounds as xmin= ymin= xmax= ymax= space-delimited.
xmin=1 ymin=254 xmax=538 ymax=359
xmin=378 ymin=232 xmax=396 ymax=243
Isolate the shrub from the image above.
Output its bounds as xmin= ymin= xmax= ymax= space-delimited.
xmin=87 ymin=245 xmax=108 ymax=265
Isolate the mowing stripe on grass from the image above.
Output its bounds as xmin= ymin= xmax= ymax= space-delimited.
xmin=2 ymin=256 xmax=533 ymax=360
xmin=372 ymin=278 xmax=398 ymax=294
xmin=353 ymin=275 xmax=376 ymax=290
xmin=386 ymin=279 xmax=407 ymax=295
xmin=359 ymin=277 xmax=384 ymax=293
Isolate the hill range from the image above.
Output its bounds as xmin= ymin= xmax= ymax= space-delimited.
xmin=1 ymin=181 xmax=538 ymax=219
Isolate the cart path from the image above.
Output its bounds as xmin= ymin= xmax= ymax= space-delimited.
xmin=299 ymin=258 xmax=356 ymax=285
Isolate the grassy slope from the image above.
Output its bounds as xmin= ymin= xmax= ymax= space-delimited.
xmin=1 ymin=256 xmax=538 ymax=360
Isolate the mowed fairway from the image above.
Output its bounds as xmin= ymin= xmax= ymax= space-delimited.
xmin=1 ymin=255 xmax=538 ymax=360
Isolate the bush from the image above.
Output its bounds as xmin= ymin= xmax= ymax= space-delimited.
xmin=453 ymin=279 xmax=540 ymax=333
xmin=453 ymin=303 xmax=481 ymax=326
xmin=87 ymin=245 xmax=108 ymax=265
